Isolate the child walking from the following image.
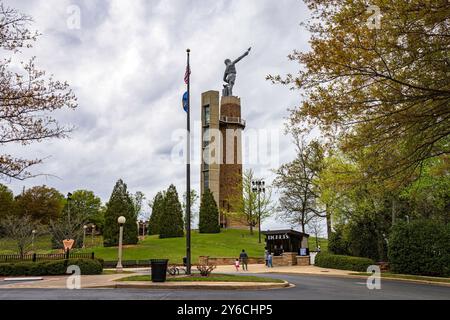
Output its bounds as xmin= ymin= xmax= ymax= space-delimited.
xmin=234 ymin=258 xmax=240 ymax=272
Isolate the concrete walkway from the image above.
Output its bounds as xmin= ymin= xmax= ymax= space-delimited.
xmin=0 ymin=265 xmax=353 ymax=290
xmin=2 ymin=265 xmax=449 ymax=289
xmin=215 ymin=264 xmax=357 ymax=277
xmin=0 ymin=273 xmax=129 ymax=289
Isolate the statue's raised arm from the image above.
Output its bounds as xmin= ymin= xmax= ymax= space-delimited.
xmin=223 ymin=47 xmax=252 ymax=96
xmin=233 ymin=47 xmax=252 ymax=64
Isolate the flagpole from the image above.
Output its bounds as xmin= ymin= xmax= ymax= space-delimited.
xmin=186 ymin=48 xmax=191 ymax=275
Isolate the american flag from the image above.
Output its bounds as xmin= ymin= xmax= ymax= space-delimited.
xmin=184 ymin=65 xmax=190 ymax=84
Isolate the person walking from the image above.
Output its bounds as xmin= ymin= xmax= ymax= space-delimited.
xmin=239 ymin=249 xmax=249 ymax=271
xmin=264 ymin=248 xmax=269 ymax=267
xmin=267 ymin=251 xmax=273 ymax=268
xmin=234 ymin=259 xmax=240 ymax=272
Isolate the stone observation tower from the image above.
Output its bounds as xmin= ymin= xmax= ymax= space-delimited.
xmin=200 ymin=47 xmax=251 ymax=229
xmin=200 ymin=91 xmax=246 ymax=228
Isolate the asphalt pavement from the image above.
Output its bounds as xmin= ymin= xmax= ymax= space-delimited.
xmin=0 ymin=273 xmax=449 ymax=300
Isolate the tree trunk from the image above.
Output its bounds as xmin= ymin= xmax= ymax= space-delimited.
xmin=326 ymin=204 xmax=332 ymax=238
xmin=391 ymin=198 xmax=397 ymax=226
xmin=249 ymin=209 xmax=253 ymax=234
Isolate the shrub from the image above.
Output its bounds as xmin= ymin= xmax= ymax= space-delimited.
xmin=315 ymin=252 xmax=375 ymax=272
xmin=388 ymin=220 xmax=450 ymax=277
xmin=196 ymin=264 xmax=216 ymax=277
xmin=346 ymin=217 xmax=387 ymax=261
xmin=68 ymin=258 xmax=103 ymax=275
xmin=0 ymin=259 xmax=103 ymax=276
xmin=328 ymin=225 xmax=349 ymax=255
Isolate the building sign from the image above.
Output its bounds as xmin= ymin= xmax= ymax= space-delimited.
xmin=267 ymin=234 xmax=290 ymax=241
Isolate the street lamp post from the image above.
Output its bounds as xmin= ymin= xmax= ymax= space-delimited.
xmin=67 ymin=192 xmax=72 ymax=225
xmin=31 ymin=230 xmax=36 ymax=251
xmin=116 ymin=216 xmax=126 ymax=273
xmin=252 ymin=179 xmax=265 ymax=244
xmin=137 ymin=221 xmax=140 ymax=238
xmin=91 ymin=224 xmax=96 ymax=246
xmin=82 ymin=225 xmax=87 ymax=248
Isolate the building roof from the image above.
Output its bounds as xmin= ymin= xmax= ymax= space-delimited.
xmin=262 ymin=229 xmax=309 ymax=238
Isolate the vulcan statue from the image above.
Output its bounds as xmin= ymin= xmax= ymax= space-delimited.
xmin=223 ymin=47 xmax=251 ymax=96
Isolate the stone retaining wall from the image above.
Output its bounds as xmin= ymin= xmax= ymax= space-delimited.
xmin=272 ymin=252 xmax=311 ymax=267
xmin=199 ymin=256 xmax=265 ymax=265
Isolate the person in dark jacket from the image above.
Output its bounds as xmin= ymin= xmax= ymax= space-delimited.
xmin=239 ymin=249 xmax=249 ymax=271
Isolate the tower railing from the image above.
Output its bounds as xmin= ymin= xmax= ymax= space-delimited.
xmin=219 ymin=116 xmax=246 ymax=127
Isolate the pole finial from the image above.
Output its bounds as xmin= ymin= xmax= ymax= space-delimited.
xmin=187 ymin=48 xmax=190 ymax=53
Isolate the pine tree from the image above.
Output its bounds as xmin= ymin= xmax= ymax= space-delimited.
xmin=159 ymin=185 xmax=184 ymax=239
xmin=103 ymin=179 xmax=138 ymax=247
xmin=148 ymin=191 xmax=164 ymax=235
xmin=199 ymin=189 xmax=220 ymax=234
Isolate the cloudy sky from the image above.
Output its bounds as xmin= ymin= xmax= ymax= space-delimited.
xmin=3 ymin=0 xmax=312 ymax=230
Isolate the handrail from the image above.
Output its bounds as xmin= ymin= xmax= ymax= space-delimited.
xmin=219 ymin=116 xmax=246 ymax=126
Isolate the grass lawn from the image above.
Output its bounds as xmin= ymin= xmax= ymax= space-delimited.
xmin=118 ymin=273 xmax=285 ymax=283
xmin=0 ymin=229 xmax=328 ymax=264
xmin=0 ymin=234 xmax=53 ymax=254
xmin=350 ymin=272 xmax=450 ymax=284
xmin=102 ymin=269 xmax=135 ymax=275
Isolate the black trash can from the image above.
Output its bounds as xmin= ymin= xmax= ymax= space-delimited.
xmin=150 ymin=259 xmax=169 ymax=282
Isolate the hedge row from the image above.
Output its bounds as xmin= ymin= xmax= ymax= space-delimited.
xmin=388 ymin=220 xmax=450 ymax=277
xmin=0 ymin=259 xmax=103 ymax=276
xmin=315 ymin=253 xmax=375 ymax=272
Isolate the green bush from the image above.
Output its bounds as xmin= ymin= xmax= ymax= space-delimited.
xmin=346 ymin=217 xmax=387 ymax=261
xmin=328 ymin=225 xmax=349 ymax=255
xmin=315 ymin=252 xmax=375 ymax=272
xmin=388 ymin=220 xmax=450 ymax=277
xmin=69 ymin=258 xmax=103 ymax=275
xmin=0 ymin=259 xmax=103 ymax=276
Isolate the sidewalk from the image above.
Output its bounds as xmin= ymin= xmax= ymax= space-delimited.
xmin=215 ymin=264 xmax=355 ymax=277
xmin=0 ymin=273 xmax=130 ymax=289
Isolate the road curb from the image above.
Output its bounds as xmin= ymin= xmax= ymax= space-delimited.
xmin=260 ymin=272 xmax=450 ymax=287
xmin=87 ymin=280 xmax=290 ymax=290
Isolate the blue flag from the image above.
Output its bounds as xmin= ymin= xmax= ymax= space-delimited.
xmin=182 ymin=91 xmax=188 ymax=112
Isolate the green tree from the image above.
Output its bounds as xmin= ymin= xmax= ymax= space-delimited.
xmin=199 ymin=188 xmax=220 ymax=234
xmin=388 ymin=220 xmax=450 ymax=277
xmin=68 ymin=190 xmax=103 ymax=230
xmin=228 ymin=169 xmax=273 ymax=234
xmin=0 ymin=184 xmax=14 ymax=223
xmin=0 ymin=214 xmax=40 ymax=257
xmin=159 ymin=185 xmax=184 ymax=239
xmin=49 ymin=190 xmax=103 ymax=248
xmin=182 ymin=189 xmax=199 ymax=231
xmin=103 ymin=179 xmax=138 ymax=247
xmin=147 ymin=191 xmax=165 ymax=235
xmin=273 ymin=138 xmax=325 ymax=233
xmin=14 ymin=185 xmax=64 ymax=224
xmin=132 ymin=191 xmax=145 ymax=220
xmin=269 ymin=0 xmax=449 ymax=184
xmin=400 ymin=157 xmax=450 ymax=223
